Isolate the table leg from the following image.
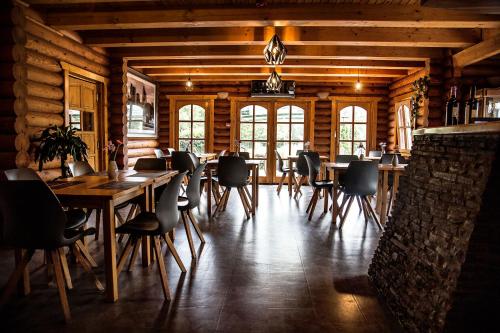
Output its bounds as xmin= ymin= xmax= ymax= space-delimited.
xmin=332 ymin=169 xmax=340 ymax=224
xmin=251 ymin=165 xmax=258 ymax=214
xmin=376 ymin=173 xmax=383 ymax=214
xmin=256 ymin=167 xmax=259 ymax=207
xmin=207 ymin=166 xmax=213 ymax=217
xmin=102 ymin=199 xmax=118 ymax=302
xmin=141 ymin=188 xmax=151 ymax=267
xmin=14 ymin=249 xmax=30 ymax=296
xmin=379 ymin=170 xmax=389 ymax=225
xmin=288 ymin=159 xmax=293 ymax=196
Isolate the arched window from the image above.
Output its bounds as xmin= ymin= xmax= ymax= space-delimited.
xmin=276 ymin=105 xmax=305 ymax=158
xmin=178 ymin=104 xmax=206 ymax=153
xmin=397 ymin=102 xmax=412 ymax=151
xmin=338 ymin=105 xmax=368 ymax=155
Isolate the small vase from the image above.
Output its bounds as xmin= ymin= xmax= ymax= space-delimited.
xmin=392 ymin=155 xmax=399 ymax=167
xmin=108 ymin=161 xmax=119 ymax=180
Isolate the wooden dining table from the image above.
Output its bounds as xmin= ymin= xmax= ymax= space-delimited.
xmin=205 ymin=159 xmax=260 ymax=217
xmin=50 ymin=169 xmax=178 ymax=302
xmin=325 ymin=162 xmax=407 ymax=226
xmin=286 ymin=155 xmax=329 ymax=196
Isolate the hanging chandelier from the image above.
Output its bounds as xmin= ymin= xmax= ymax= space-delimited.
xmin=266 ymin=70 xmax=282 ymax=92
xmin=264 ymin=34 xmax=287 ymax=65
xmin=354 ymin=68 xmax=362 ymax=91
xmin=185 ymin=77 xmax=194 ymax=91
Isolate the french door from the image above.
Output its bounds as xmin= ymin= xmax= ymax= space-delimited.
xmin=234 ymin=101 xmax=311 ymax=183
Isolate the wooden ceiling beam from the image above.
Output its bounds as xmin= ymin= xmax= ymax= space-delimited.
xmin=453 ymin=34 xmax=500 ymax=69
xmin=142 ymin=67 xmax=408 ymax=78
xmin=45 ymin=5 xmax=500 ymax=30
xmin=153 ymin=75 xmax=394 ymax=83
xmin=112 ymin=45 xmax=444 ymax=61
xmin=82 ymin=26 xmax=480 ymax=48
xmin=128 ymin=59 xmax=426 ymax=70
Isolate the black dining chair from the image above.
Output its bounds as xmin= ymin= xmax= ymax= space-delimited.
xmin=275 ymin=150 xmax=297 ymax=195
xmin=368 ymin=150 xmax=382 ymax=158
xmin=171 ymin=151 xmax=195 ymax=175
xmin=134 ymin=158 xmax=167 ymax=171
xmin=304 ymin=155 xmax=334 ymax=220
xmin=0 ymin=180 xmax=103 ymax=323
xmin=178 ymin=164 xmax=206 ymax=258
xmin=154 ymin=148 xmax=166 ymax=158
xmin=214 ymin=156 xmax=252 ymax=219
xmin=115 ymin=172 xmax=187 ymax=300
xmin=166 ymin=148 xmax=175 ymax=155
xmin=68 ymin=161 xmax=95 ymax=177
xmin=337 ymin=161 xmax=381 ymax=230
xmin=335 ymin=155 xmax=359 ymax=163
xmin=294 ymin=151 xmax=320 ymax=199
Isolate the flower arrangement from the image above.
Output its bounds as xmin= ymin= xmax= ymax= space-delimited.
xmin=104 ymin=139 xmax=123 ymax=161
xmin=410 ymin=76 xmax=430 ymax=129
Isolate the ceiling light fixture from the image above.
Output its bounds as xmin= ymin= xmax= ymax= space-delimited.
xmin=355 ymin=68 xmax=362 ymax=91
xmin=264 ymin=34 xmax=287 ymax=65
xmin=266 ymin=69 xmax=282 ymax=92
xmin=185 ymin=76 xmax=193 ymax=91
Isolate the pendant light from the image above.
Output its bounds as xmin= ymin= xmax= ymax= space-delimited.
xmin=185 ymin=76 xmax=193 ymax=91
xmin=264 ymin=34 xmax=287 ymax=65
xmin=266 ymin=69 xmax=282 ymax=92
xmin=355 ymin=68 xmax=362 ymax=91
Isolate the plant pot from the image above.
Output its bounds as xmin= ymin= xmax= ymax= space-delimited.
xmin=108 ymin=161 xmax=119 ymax=180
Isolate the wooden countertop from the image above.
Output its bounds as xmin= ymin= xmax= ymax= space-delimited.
xmin=414 ymin=122 xmax=500 ymax=136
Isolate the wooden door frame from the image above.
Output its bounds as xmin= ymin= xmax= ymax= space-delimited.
xmin=168 ymin=95 xmax=216 ymax=152
xmin=230 ymin=97 xmax=316 ymax=183
xmin=330 ymin=96 xmax=380 ymax=161
xmin=61 ymin=61 xmax=109 ymax=171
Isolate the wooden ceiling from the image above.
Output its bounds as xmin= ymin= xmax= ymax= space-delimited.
xmin=24 ymin=0 xmax=500 ymax=85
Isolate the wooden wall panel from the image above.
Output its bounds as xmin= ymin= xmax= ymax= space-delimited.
xmin=108 ymin=58 xmax=128 ymax=169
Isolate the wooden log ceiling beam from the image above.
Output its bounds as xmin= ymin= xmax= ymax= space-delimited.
xmin=153 ymin=75 xmax=394 ymax=83
xmin=45 ymin=5 xmax=500 ymax=30
xmin=82 ymin=27 xmax=481 ymax=48
xmin=453 ymin=34 xmax=500 ymax=69
xmin=111 ymin=45 xmax=444 ymax=61
xmin=142 ymin=67 xmax=408 ymax=78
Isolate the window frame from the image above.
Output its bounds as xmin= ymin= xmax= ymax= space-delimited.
xmin=177 ymin=104 xmax=207 ymax=154
xmin=395 ymin=100 xmax=412 ymax=154
xmin=337 ymin=105 xmax=368 ymax=156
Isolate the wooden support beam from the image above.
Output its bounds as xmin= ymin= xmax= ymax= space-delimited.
xmin=112 ymin=45 xmax=444 ymax=61
xmin=153 ymin=75 xmax=393 ymax=83
xmin=82 ymin=27 xmax=480 ymax=48
xmin=128 ymin=59 xmax=426 ymax=70
xmin=453 ymin=34 xmax=500 ymax=68
xmin=45 ymin=5 xmax=500 ymax=30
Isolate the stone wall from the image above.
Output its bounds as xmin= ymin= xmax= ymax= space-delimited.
xmin=369 ymin=129 xmax=500 ymax=332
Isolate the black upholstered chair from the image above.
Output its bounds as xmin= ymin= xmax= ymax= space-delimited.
xmin=368 ymin=150 xmax=382 ymax=158
xmin=335 ymin=155 xmax=359 ymax=163
xmin=178 ymin=164 xmax=206 ymax=258
xmin=171 ymin=151 xmax=195 ymax=175
xmin=337 ymin=161 xmax=381 ymax=230
xmin=275 ymin=150 xmax=297 ymax=195
xmin=214 ymin=156 xmax=252 ymax=219
xmin=115 ymin=172 xmax=187 ymax=300
xmin=68 ymin=161 xmax=95 ymax=177
xmin=166 ymin=148 xmax=175 ymax=155
xmin=134 ymin=158 xmax=167 ymax=171
xmin=294 ymin=151 xmax=320 ymax=199
xmin=0 ymin=180 xmax=102 ymax=323
xmin=304 ymin=155 xmax=333 ymax=220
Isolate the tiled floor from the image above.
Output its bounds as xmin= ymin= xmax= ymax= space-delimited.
xmin=0 ymin=185 xmax=402 ymax=332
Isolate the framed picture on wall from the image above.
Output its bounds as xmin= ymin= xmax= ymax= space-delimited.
xmin=126 ymin=69 xmax=158 ymax=138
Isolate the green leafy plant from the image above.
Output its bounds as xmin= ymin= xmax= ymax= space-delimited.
xmin=35 ymin=125 xmax=88 ymax=178
xmin=410 ymin=75 xmax=430 ymax=129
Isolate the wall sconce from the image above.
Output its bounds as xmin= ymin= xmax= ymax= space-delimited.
xmin=217 ymin=92 xmax=229 ymax=99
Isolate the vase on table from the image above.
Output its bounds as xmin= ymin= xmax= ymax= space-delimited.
xmin=108 ymin=160 xmax=119 ymax=180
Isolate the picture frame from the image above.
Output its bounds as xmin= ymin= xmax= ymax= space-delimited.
xmin=126 ymin=68 xmax=158 ymax=138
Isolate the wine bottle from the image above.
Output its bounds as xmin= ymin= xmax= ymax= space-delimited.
xmin=445 ymin=86 xmax=460 ymax=126
xmin=466 ymin=85 xmax=479 ymax=124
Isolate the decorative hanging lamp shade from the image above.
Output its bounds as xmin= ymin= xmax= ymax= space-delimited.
xmin=266 ymin=70 xmax=282 ymax=92
xmin=185 ymin=77 xmax=194 ymax=91
xmin=264 ymin=34 xmax=287 ymax=65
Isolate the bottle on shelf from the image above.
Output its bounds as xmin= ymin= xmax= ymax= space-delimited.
xmin=466 ymin=85 xmax=479 ymax=124
xmin=445 ymin=86 xmax=460 ymax=126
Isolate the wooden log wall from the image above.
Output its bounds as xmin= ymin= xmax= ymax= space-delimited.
xmin=1 ymin=4 xmax=109 ymax=180
xmin=157 ymin=81 xmax=389 ymax=158
xmin=108 ymin=58 xmax=128 ymax=169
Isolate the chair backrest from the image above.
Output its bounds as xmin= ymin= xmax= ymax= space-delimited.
xmin=166 ymin=148 xmax=175 ymax=155
xmin=171 ymin=151 xmax=195 ymax=174
xmin=275 ymin=150 xmax=285 ymax=173
xmin=295 ymin=150 xmax=304 ymax=156
xmin=185 ymin=164 xmax=205 ymax=209
xmin=69 ymin=161 xmax=95 ymax=177
xmin=154 ymin=148 xmax=166 ymax=158
xmin=217 ymin=156 xmax=249 ymax=188
xmin=3 ymin=168 xmax=42 ymax=181
xmin=335 ymin=155 xmax=359 ymax=163
xmin=237 ymin=151 xmax=250 ymax=160
xmin=342 ymin=161 xmax=379 ymax=196
xmin=368 ymin=150 xmax=382 ymax=157
xmin=304 ymin=155 xmax=321 ymax=187
xmin=155 ymin=172 xmax=186 ymax=234
xmin=187 ymin=152 xmax=201 ymax=169
xmin=296 ymin=151 xmax=319 ymax=176
xmin=0 ymin=180 xmax=70 ymax=249
xmin=134 ymin=158 xmax=167 ymax=171
xmin=218 ymin=149 xmax=227 ymax=158
xmin=379 ymin=153 xmax=405 ymax=165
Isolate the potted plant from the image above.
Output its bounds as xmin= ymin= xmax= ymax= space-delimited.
xmin=105 ymin=139 xmax=123 ymax=180
xmin=35 ymin=125 xmax=88 ymax=179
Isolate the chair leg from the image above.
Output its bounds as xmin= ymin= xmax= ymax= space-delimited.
xmin=162 ymin=234 xmax=187 ymax=273
xmin=117 ymin=236 xmax=135 ymax=274
xmin=323 ymin=188 xmax=329 ymax=213
xmin=58 ymin=248 xmax=73 ymax=290
xmin=213 ymin=188 xmax=227 ymax=215
xmin=276 ymin=173 xmax=286 ymax=195
xmin=241 ymin=186 xmax=252 ymax=215
xmin=0 ymin=249 xmax=34 ymax=306
xmin=387 ymin=188 xmax=394 ymax=216
xmin=356 ymin=196 xmax=363 ymax=214
xmin=127 ymin=238 xmax=141 ymax=272
xmin=187 ymin=210 xmax=205 ymax=243
xmin=222 ymin=188 xmax=231 ymax=211
xmin=153 ymin=236 xmax=171 ymax=300
xmin=49 ymin=250 xmax=71 ymax=323
xmin=181 ymin=211 xmax=197 ymax=259
xmin=337 ymin=194 xmax=349 ymax=221
xmin=308 ymin=189 xmax=320 ymax=221
xmin=306 ymin=188 xmax=316 ymax=213
xmin=339 ymin=196 xmax=355 ymax=229
xmin=363 ymin=196 xmax=383 ymax=230
xmin=74 ymin=240 xmax=98 ymax=268
xmin=237 ymin=187 xmax=250 ymax=219
xmin=294 ymin=176 xmax=303 ymax=199
xmin=243 ymin=185 xmax=252 ymax=202
xmin=71 ymin=245 xmax=104 ymax=291
xmin=360 ymin=196 xmax=370 ymax=222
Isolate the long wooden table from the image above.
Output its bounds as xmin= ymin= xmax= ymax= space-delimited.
xmin=286 ymin=155 xmax=329 ymax=196
xmin=325 ymin=162 xmax=407 ymax=226
xmin=205 ymin=159 xmax=260 ymax=217
xmin=51 ymin=169 xmax=178 ymax=302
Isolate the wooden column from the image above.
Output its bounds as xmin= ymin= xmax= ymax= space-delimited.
xmin=108 ymin=57 xmax=128 ymax=169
